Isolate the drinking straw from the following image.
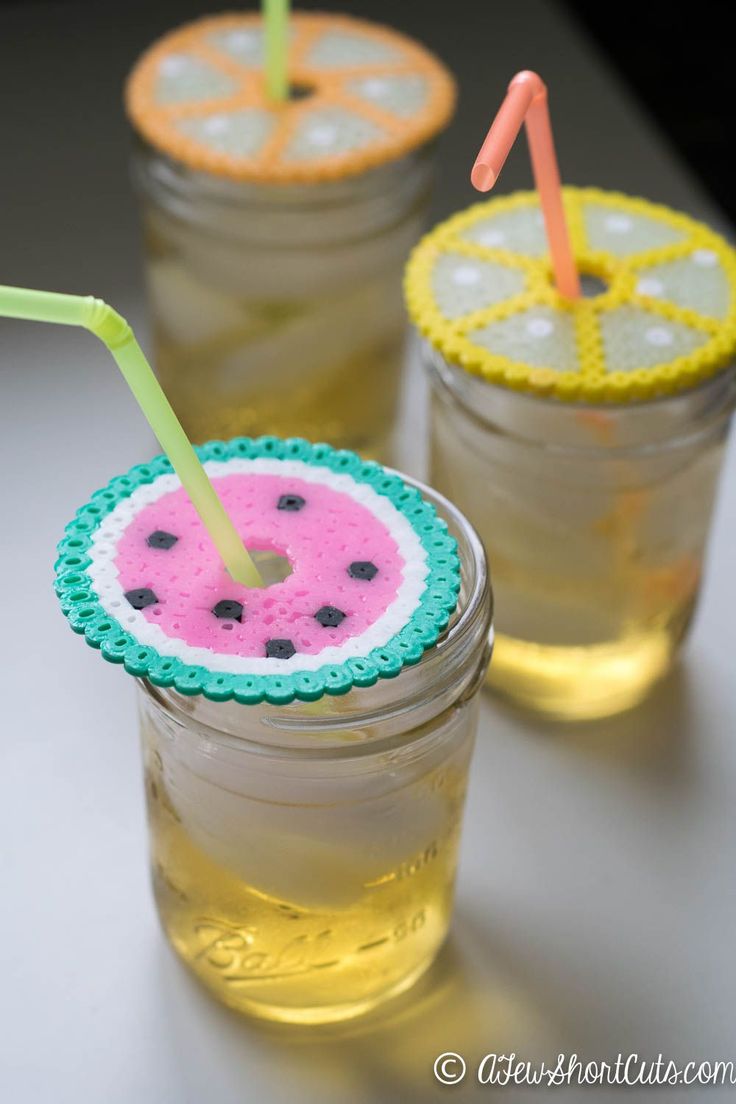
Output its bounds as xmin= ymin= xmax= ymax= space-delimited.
xmin=264 ymin=0 xmax=289 ymax=101
xmin=0 ymin=285 xmax=263 ymax=587
xmin=471 ymin=71 xmax=581 ymax=299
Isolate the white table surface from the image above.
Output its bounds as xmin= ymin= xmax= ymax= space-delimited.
xmin=2 ymin=2 xmax=735 ymax=1101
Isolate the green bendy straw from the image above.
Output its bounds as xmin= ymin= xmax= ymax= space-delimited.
xmin=264 ymin=0 xmax=289 ymax=101
xmin=0 ymin=285 xmax=263 ymax=588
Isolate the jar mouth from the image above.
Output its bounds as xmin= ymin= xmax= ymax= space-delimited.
xmin=140 ymin=472 xmax=492 ymax=761
xmin=426 ymin=343 xmax=736 ymax=459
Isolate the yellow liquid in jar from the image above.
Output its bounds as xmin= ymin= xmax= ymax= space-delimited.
xmin=488 ymin=621 xmax=690 ymax=721
xmin=144 ymin=206 xmax=413 ymax=462
xmin=154 ymin=311 xmax=403 ymax=462
xmin=430 ymin=393 xmax=719 ymax=721
xmin=480 ymin=505 xmax=700 ymax=719
xmin=144 ymin=752 xmax=467 ymax=1023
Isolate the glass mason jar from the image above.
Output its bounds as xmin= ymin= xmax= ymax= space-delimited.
xmin=425 ymin=344 xmax=735 ymax=720
xmin=132 ymin=140 xmax=435 ymax=462
xmin=136 ymin=477 xmax=492 ymax=1024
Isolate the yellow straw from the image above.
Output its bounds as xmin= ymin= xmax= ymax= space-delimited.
xmin=264 ymin=0 xmax=289 ymax=101
xmin=0 ymin=285 xmax=263 ymax=587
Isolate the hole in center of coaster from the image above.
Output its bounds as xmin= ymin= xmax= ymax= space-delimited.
xmin=579 ymin=274 xmax=609 ymax=298
xmin=250 ymin=548 xmax=293 ymax=587
xmin=288 ymin=82 xmax=315 ymax=101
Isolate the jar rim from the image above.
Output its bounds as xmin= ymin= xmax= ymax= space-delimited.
xmin=425 ymin=342 xmax=736 ymax=460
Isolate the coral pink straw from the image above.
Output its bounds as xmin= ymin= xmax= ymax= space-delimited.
xmin=471 ymin=70 xmax=581 ymax=299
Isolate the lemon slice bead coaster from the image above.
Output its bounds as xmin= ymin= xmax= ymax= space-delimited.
xmin=405 ymin=187 xmax=736 ymax=403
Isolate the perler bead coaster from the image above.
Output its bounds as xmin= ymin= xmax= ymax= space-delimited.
xmin=125 ymin=11 xmax=456 ymax=184
xmin=404 ymin=188 xmax=736 ymax=403
xmin=54 ymin=438 xmax=461 ymax=705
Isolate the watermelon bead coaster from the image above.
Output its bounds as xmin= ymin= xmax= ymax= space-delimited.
xmin=55 ymin=438 xmax=461 ymax=705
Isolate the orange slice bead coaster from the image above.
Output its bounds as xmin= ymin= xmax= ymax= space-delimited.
xmin=126 ymin=12 xmax=456 ymax=184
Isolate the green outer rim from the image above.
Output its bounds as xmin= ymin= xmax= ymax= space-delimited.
xmin=54 ymin=436 xmax=461 ymax=705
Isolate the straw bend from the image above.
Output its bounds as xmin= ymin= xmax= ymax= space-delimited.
xmin=81 ymin=297 xmax=133 ymax=350
xmin=471 ymin=71 xmax=545 ymax=192
xmin=0 ymin=287 xmax=132 ymax=350
xmin=0 ymin=283 xmax=263 ymax=588
xmin=471 ymin=70 xmax=581 ymax=299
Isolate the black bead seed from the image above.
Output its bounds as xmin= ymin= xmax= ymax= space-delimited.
xmin=124 ymin=587 xmax=158 ymax=610
xmin=277 ymin=494 xmax=306 ymax=512
xmin=212 ymin=600 xmax=244 ymax=622
xmin=266 ymin=638 xmax=296 ymax=659
xmin=315 ymin=605 xmax=346 ymax=628
xmin=348 ymin=561 xmax=378 ymax=581
xmin=147 ymin=530 xmax=179 ymax=550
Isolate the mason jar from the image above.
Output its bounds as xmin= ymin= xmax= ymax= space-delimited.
xmin=136 ymin=477 xmax=492 ymax=1024
xmin=425 ymin=346 xmax=734 ymax=719
xmin=126 ymin=10 xmax=456 ymax=461
xmin=405 ymin=186 xmax=736 ymax=719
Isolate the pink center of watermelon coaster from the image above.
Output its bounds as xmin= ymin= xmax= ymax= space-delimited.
xmin=113 ymin=472 xmax=403 ymax=659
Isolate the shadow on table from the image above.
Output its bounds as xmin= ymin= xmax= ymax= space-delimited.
xmin=486 ymin=661 xmax=697 ymax=790
xmin=155 ymin=911 xmax=560 ymax=1104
